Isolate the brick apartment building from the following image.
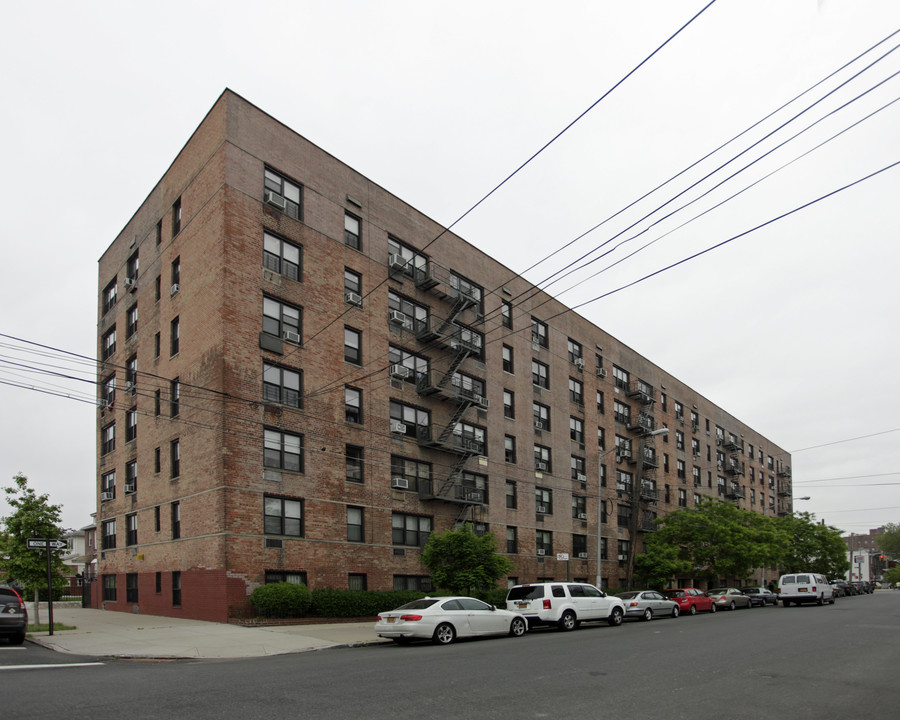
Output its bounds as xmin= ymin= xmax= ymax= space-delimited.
xmin=95 ymin=89 xmax=793 ymax=622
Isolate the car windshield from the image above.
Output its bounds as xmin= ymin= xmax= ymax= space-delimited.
xmin=708 ymin=588 xmax=727 ymax=595
xmin=663 ymin=590 xmax=685 ymax=598
xmin=507 ymin=586 xmax=544 ymax=601
xmin=618 ymin=592 xmax=639 ymax=599
xmin=742 ymin=588 xmax=761 ymax=593
xmin=394 ymin=599 xmax=440 ymax=610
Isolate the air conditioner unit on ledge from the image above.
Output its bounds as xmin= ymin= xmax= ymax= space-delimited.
xmin=389 ymin=310 xmax=407 ymax=326
xmin=576 ymin=473 xmax=586 ymax=483
xmin=574 ymin=358 xmax=585 ymax=370
xmin=618 ymin=554 xmax=626 ymax=561
xmin=537 ymin=549 xmax=546 ymax=556
xmin=264 ymin=190 xmax=286 ymax=210
xmin=390 ymin=421 xmax=407 ymax=434
xmin=283 ymin=330 xmax=301 ymax=345
xmin=170 ymin=283 xmax=179 ymax=297
xmin=345 ymin=291 xmax=362 ymax=307
xmin=597 ymin=368 xmax=608 ymax=378
xmin=124 ymin=277 xmax=137 ymax=291
xmin=578 ymin=552 xmax=588 ymax=559
xmin=100 ymin=491 xmax=114 ymax=502
xmin=124 ymin=483 xmax=136 ymax=494
xmin=388 ymin=254 xmax=407 ymax=271
xmin=535 ymin=461 xmax=548 ymax=472
xmin=578 ymin=512 xmax=587 ymax=520
xmin=391 ymin=477 xmax=409 ymax=489
xmin=534 ymin=421 xmax=544 ymax=430
xmin=389 ymin=364 xmax=412 ymax=379
xmin=536 ymin=504 xmax=548 ymax=514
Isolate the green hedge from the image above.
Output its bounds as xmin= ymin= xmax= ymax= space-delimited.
xmin=309 ymin=589 xmax=428 ymax=617
xmin=249 ymin=582 xmax=312 ymax=618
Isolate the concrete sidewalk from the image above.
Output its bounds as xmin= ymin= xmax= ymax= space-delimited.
xmin=26 ymin=606 xmax=388 ymax=659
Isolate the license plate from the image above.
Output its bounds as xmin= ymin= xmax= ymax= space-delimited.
xmin=386 ymin=617 xmax=396 ymax=623
xmin=517 ymin=603 xmax=528 ymax=609
xmin=799 ymin=588 xmax=807 ymax=592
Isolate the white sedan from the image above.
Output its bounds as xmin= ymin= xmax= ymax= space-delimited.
xmin=375 ymin=596 xmax=528 ymax=645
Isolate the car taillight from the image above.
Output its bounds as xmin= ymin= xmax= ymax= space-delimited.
xmin=811 ymin=586 xmax=816 ymax=592
xmin=629 ymin=602 xmax=639 ymax=607
xmin=400 ymin=614 xmax=423 ymax=621
xmin=543 ymin=599 xmax=552 ymax=610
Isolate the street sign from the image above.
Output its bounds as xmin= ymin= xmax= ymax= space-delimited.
xmin=27 ymin=538 xmax=67 ymax=550
xmin=556 ymin=553 xmax=570 ymax=561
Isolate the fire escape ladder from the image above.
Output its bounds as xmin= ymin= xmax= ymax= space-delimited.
xmin=435 ymin=454 xmax=473 ymax=500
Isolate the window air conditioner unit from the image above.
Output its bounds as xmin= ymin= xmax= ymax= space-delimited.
xmin=574 ymin=358 xmax=584 ymax=370
xmin=535 ymin=461 xmax=547 ymax=472
xmin=578 ymin=512 xmax=588 ymax=520
xmin=124 ymin=483 xmax=136 ymax=494
xmin=472 ymin=394 xmax=488 ymax=408
xmin=345 ymin=291 xmax=362 ymax=307
xmin=282 ymin=330 xmax=301 ymax=345
xmin=125 ymin=381 xmax=135 ymax=391
xmin=576 ymin=473 xmax=586 ymax=483
xmin=618 ymin=554 xmax=626 ymax=561
xmin=391 ymin=477 xmax=409 ymax=489
xmin=265 ymin=538 xmax=283 ymax=549
xmin=388 ymin=254 xmax=408 ymax=271
xmin=536 ymin=549 xmax=546 ymax=556
xmin=597 ymin=368 xmax=608 ymax=378
xmin=619 ymin=449 xmax=632 ymax=459
xmin=536 ymin=504 xmax=548 ymax=514
xmin=578 ymin=552 xmax=589 ymax=559
xmin=100 ymin=492 xmax=114 ymax=502
xmin=390 ymin=421 xmax=407 ymax=434
xmin=170 ymin=283 xmax=179 ymax=297
xmin=465 ymin=491 xmax=482 ymax=502
xmin=264 ymin=190 xmax=286 ymax=210
xmin=534 ymin=421 xmax=544 ymax=430
xmin=389 ymin=310 xmax=407 ymax=326
xmin=124 ymin=277 xmax=137 ymax=292
xmin=389 ymin=364 xmax=412 ymax=379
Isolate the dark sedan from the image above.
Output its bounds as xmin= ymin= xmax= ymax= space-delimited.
xmin=741 ymin=586 xmax=778 ymax=606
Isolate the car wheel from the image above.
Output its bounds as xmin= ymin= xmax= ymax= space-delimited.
xmin=642 ymin=608 xmax=653 ymax=621
xmin=817 ymin=595 xmax=824 ymax=606
xmin=509 ymin=617 xmax=527 ymax=637
xmin=432 ymin=623 xmax=456 ymax=645
xmin=672 ymin=605 xmax=680 ymax=618
xmin=689 ymin=604 xmax=697 ymax=615
xmin=608 ymin=607 xmax=624 ymax=627
xmin=729 ymin=601 xmax=736 ymax=611
xmin=710 ymin=603 xmax=717 ymax=613
xmin=558 ymin=610 xmax=577 ymax=631
xmin=9 ymin=632 xmax=25 ymax=646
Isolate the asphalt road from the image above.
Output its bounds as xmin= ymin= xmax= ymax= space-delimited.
xmin=4 ymin=592 xmax=898 ymax=719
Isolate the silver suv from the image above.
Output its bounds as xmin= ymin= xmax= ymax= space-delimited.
xmin=506 ymin=582 xmax=625 ymax=630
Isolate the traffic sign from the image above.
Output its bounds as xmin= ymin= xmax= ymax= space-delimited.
xmin=27 ymin=538 xmax=68 ymax=550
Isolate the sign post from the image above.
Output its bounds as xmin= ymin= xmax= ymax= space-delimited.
xmin=27 ymin=538 xmax=67 ymax=635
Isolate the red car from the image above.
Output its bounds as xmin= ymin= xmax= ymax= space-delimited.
xmin=662 ymin=588 xmax=716 ymax=615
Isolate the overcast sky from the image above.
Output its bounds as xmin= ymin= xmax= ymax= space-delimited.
xmin=1 ymin=0 xmax=898 ymax=540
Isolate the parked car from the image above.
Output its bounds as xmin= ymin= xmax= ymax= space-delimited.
xmin=505 ymin=582 xmax=625 ymax=630
xmin=851 ymin=581 xmax=871 ymax=595
xmin=0 ymin=586 xmax=27 ymax=645
xmin=708 ymin=587 xmax=753 ymax=610
xmin=830 ymin=579 xmax=850 ymax=597
xmin=778 ymin=573 xmax=835 ymax=606
xmin=662 ymin=588 xmax=717 ymax=615
xmin=741 ymin=586 xmax=778 ymax=606
xmin=374 ymin=596 xmax=527 ymax=645
xmin=618 ymin=590 xmax=681 ymax=621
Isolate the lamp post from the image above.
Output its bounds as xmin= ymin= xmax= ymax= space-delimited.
xmin=625 ymin=427 xmax=668 ymax=590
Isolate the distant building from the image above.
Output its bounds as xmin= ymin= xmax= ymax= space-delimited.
xmin=95 ymin=90 xmax=792 ymax=622
xmin=845 ymin=526 xmax=889 ymax=582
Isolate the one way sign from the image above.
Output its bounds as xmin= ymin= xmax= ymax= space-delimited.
xmin=27 ymin=538 xmax=68 ymax=550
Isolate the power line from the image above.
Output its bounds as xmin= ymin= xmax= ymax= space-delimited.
xmin=791 ymin=428 xmax=900 ymax=453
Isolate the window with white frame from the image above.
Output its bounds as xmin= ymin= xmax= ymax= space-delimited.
xmin=612 ymin=365 xmax=629 ymax=390
xmin=101 ymin=422 xmax=115 ymax=455
xmin=571 ymin=455 xmax=585 ymax=481
xmin=102 ymin=326 xmax=117 ymax=360
xmin=263 ymin=231 xmax=302 ymax=281
xmin=126 ymin=304 xmax=138 ymax=338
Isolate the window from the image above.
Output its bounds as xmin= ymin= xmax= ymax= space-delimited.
xmin=102 ymin=278 xmax=117 ymax=314
xmin=125 ymin=460 xmax=137 ymax=492
xmin=502 ymin=344 xmax=514 ymax=374
xmin=125 ymin=574 xmax=138 ymax=603
xmin=674 ymin=401 xmax=684 ymax=421
xmin=265 ymin=571 xmax=308 ymax=586
xmin=344 ymin=268 xmax=362 ymax=296
xmin=614 ymin=400 xmax=631 ymax=425
xmin=597 ymin=390 xmax=604 ymax=414
xmin=154 ymin=447 xmax=161 ymax=474
xmin=389 ymin=401 xmax=430 ymax=439
xmin=506 ymin=526 xmax=518 ymax=554
xmin=449 ymin=272 xmax=484 ymax=314
xmin=677 ymin=459 xmax=686 ymax=480
xmin=501 ymin=300 xmax=512 ymax=329
xmin=126 ymin=513 xmax=137 ymax=546
xmin=170 ymin=378 xmax=180 ymax=417
xmin=172 ymin=196 xmax=182 ymax=236
xmin=570 ymin=416 xmax=584 ymax=444
xmin=571 ymin=455 xmax=586 ymax=481
xmin=126 ymin=251 xmax=139 ymax=286
xmin=536 ymin=530 xmax=552 ymax=555
xmin=101 ymin=470 xmax=116 ymax=499
xmin=347 ymin=506 xmax=364 ymax=543
xmin=534 ymin=444 xmax=551 ymax=472
xmin=102 ymin=519 xmax=116 ymax=549
xmin=126 ymin=304 xmax=138 ymax=338
xmin=533 ymin=402 xmax=550 ymax=431
xmin=155 ymin=276 xmax=161 ymax=302
xmin=387 ymin=236 xmax=428 ymax=279
xmin=451 ymin=371 xmax=486 ymax=403
xmin=172 ymin=571 xmax=181 ymax=607
xmin=171 ymin=501 xmax=181 ymax=539
xmin=346 ymin=445 xmax=364 ymax=483
xmin=345 ymin=386 xmax=362 ymax=423
xmin=535 ymin=487 xmax=553 ymax=515
xmin=531 ymin=317 xmax=548 ymax=348
xmin=392 ymin=513 xmax=432 ymax=547
xmin=597 ymin=427 xmax=606 ymax=451
xmin=102 ymin=326 xmax=117 ymax=360
xmin=154 ymin=331 xmax=160 ymax=358
xmin=264 ymin=495 xmax=303 ymax=536
xmin=612 ymin=365 xmax=629 ymax=390
xmin=263 ymin=231 xmax=302 ymax=281
xmin=344 ymin=327 xmax=361 ymax=364
xmin=101 ymin=374 xmax=116 ymax=409
xmin=393 ymin=575 xmax=434 ymax=592
xmin=573 ymin=534 xmax=587 ymax=557
xmin=679 ymin=488 xmax=687 ymax=507
xmin=155 ymin=506 xmax=161 ymax=532
xmin=391 ymin=456 xmax=431 ymax=492
xmin=506 ymin=480 xmax=517 ymax=509
xmin=171 ymin=257 xmax=181 ymax=290
xmin=618 ymin=539 xmax=630 ymax=564
xmin=676 ymin=430 xmax=685 ymax=451
xmin=103 ymin=574 xmax=117 ymax=602
xmin=170 ymin=316 xmax=180 ymax=356
xmin=600 ymin=463 xmax=607 ymax=488
xmin=567 ymin=339 xmax=582 ymax=364
xmin=263 ymin=363 xmax=301 ymax=407
xmin=387 ymin=290 xmax=428 ymax=332
xmin=503 ymin=390 xmax=515 ymax=419
xmin=344 ymin=212 xmax=361 ymax=249
xmin=388 ymin=346 xmax=428 ymax=382
xmin=101 ymin=422 xmax=115 ymax=455
xmin=264 ymin=429 xmax=303 ymax=472
xmin=569 ymin=378 xmax=583 ymax=405
xmin=170 ymin=439 xmax=180 ymax=478
xmin=125 ymin=354 xmax=137 ymax=389
xmin=264 ymin=168 xmax=302 ymax=220
xmin=532 ymin=360 xmax=549 ymax=389
xmin=460 ymin=472 xmax=489 ymax=504
xmin=263 ymin=297 xmax=302 ymax=342
xmin=156 ymin=220 xmax=162 ymax=247
xmin=504 ymin=435 xmax=517 ymax=464
xmin=572 ymin=494 xmax=587 ymax=519
xmin=693 ymin=466 xmax=702 ymax=486
xmin=348 ymin=573 xmax=367 ymax=591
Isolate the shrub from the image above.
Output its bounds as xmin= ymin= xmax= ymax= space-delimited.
xmin=249 ymin=582 xmax=312 ymax=618
xmin=309 ymin=589 xmax=428 ymax=617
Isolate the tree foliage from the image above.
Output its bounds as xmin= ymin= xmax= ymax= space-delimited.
xmin=877 ymin=523 xmax=900 ymax=560
xmin=421 ymin=524 xmax=514 ymax=596
xmin=0 ymin=474 xmax=68 ymax=615
xmin=882 ymin=565 xmax=900 ymax=587
xmin=776 ymin=512 xmax=849 ymax=578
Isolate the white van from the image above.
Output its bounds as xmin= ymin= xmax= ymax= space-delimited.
xmin=777 ymin=572 xmax=835 ymax=606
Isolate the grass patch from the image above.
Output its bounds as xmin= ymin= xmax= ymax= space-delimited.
xmin=27 ymin=622 xmax=77 ymax=633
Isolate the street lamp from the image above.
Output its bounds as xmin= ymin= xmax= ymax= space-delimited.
xmin=625 ymin=427 xmax=669 ymax=590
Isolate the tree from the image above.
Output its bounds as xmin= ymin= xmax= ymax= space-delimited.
xmin=882 ymin=565 xmax=900 ymax=587
xmin=0 ymin=474 xmax=67 ymax=625
xmin=877 ymin=523 xmax=900 ymax=560
xmin=421 ymin=524 xmax=514 ymax=597
xmin=774 ymin=512 xmax=849 ymax=578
